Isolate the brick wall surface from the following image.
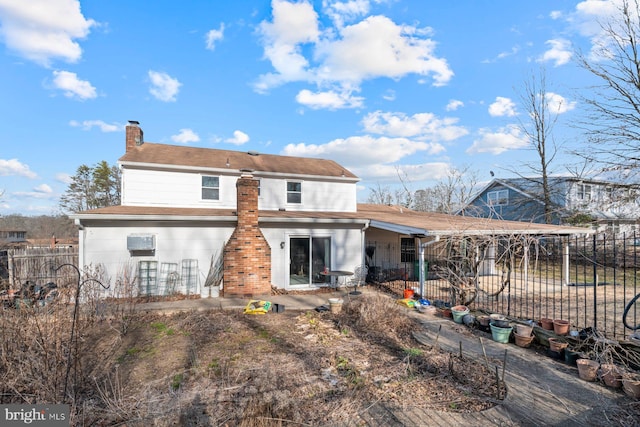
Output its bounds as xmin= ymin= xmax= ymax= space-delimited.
xmin=222 ymin=176 xmax=272 ymax=297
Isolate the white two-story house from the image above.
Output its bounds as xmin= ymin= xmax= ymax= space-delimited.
xmin=72 ymin=122 xmax=588 ymax=298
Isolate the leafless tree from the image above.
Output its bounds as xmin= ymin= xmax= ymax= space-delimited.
xmin=575 ymin=0 xmax=640 ymax=185
xmin=510 ymin=68 xmax=562 ymax=224
xmin=412 ymin=165 xmax=479 ymax=214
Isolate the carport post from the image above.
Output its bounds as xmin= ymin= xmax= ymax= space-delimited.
xmin=418 ymin=235 xmax=440 ymax=297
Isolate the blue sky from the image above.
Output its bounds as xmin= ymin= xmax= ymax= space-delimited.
xmin=0 ymin=0 xmax=622 ymax=215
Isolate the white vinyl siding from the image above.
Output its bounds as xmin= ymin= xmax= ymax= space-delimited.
xmin=121 ymin=169 xmax=357 ymax=212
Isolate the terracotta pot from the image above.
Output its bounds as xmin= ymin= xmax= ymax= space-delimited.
xmin=577 ymin=359 xmax=599 ymax=382
xmin=622 ymin=377 xmax=640 ymax=399
xmin=548 ymin=338 xmax=568 ymax=353
xmin=600 ymin=364 xmax=622 ymax=389
xmin=442 ymin=308 xmax=452 ymax=318
xmin=540 ymin=318 xmax=554 ymax=331
xmin=553 ymin=319 xmax=570 ymax=336
xmin=515 ymin=324 xmax=533 ymax=337
xmin=514 ymin=332 xmax=534 ymax=348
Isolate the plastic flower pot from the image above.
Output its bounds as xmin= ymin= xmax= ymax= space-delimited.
xmin=451 ymin=305 xmax=470 ymax=324
xmin=490 ymin=322 xmax=513 ymax=344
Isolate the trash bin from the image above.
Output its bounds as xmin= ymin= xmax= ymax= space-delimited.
xmin=413 ymin=260 xmax=428 ymax=280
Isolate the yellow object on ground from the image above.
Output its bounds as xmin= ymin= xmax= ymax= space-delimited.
xmin=397 ymin=298 xmax=415 ymax=308
xmin=243 ymin=300 xmax=272 ymax=314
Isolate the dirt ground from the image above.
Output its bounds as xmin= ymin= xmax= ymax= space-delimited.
xmin=72 ymin=293 xmax=507 ymax=425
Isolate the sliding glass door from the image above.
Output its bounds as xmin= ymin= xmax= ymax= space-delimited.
xmin=289 ymin=236 xmax=331 ymax=286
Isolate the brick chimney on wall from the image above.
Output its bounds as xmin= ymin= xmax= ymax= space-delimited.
xmin=222 ymin=171 xmax=272 ymax=297
xmin=126 ymin=120 xmax=143 ymax=152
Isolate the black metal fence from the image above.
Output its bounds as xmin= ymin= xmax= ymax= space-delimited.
xmin=366 ymin=231 xmax=640 ymax=341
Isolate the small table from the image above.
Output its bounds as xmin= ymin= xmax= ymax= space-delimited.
xmin=320 ymin=270 xmax=353 ymax=288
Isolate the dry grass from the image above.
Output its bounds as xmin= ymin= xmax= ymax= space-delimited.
xmin=0 ymin=292 xmax=508 ymax=426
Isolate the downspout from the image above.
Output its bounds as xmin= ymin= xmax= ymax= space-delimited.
xmin=74 ymin=219 xmax=85 ymax=271
xmin=361 ymin=220 xmax=370 ymax=268
xmin=419 ymin=235 xmax=440 ymax=297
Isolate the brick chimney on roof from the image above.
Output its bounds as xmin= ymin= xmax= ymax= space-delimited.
xmin=222 ymin=172 xmax=272 ymax=297
xmin=126 ymin=120 xmax=143 ymax=152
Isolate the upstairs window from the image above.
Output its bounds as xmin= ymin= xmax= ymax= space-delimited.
xmin=577 ymin=184 xmax=592 ymax=201
xmin=487 ymin=190 xmax=508 ymax=206
xmin=202 ymin=176 xmax=220 ymax=200
xmin=287 ymin=181 xmax=302 ymax=204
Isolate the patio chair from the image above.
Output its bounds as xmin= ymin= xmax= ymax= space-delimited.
xmin=349 ymin=265 xmax=368 ymax=295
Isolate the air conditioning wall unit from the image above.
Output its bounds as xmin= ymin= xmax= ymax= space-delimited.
xmin=127 ymin=234 xmax=156 ymax=251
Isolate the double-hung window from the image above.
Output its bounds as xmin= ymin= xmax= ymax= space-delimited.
xmin=202 ymin=176 xmax=220 ymax=200
xmin=487 ymin=190 xmax=508 ymax=206
xmin=287 ymin=181 xmax=302 ymax=204
xmin=577 ymin=184 xmax=592 ymax=201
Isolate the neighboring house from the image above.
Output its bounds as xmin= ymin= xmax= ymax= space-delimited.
xmin=460 ymin=177 xmax=640 ymax=235
xmin=0 ymin=230 xmax=27 ymax=246
xmin=71 ymin=122 xmax=587 ymax=298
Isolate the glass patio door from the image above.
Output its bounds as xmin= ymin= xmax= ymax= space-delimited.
xmin=289 ymin=236 xmax=331 ymax=286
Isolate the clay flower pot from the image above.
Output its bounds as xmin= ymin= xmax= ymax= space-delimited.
xmin=514 ymin=332 xmax=534 ymax=348
xmin=600 ymin=364 xmax=622 ymax=389
xmin=540 ymin=318 xmax=554 ymax=331
xmin=553 ymin=319 xmax=570 ymax=336
xmin=622 ymin=376 xmax=640 ymax=399
xmin=577 ymin=359 xmax=600 ymax=382
xmin=515 ymin=324 xmax=533 ymax=337
xmin=548 ymin=338 xmax=568 ymax=353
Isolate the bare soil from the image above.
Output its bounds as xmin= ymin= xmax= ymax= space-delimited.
xmin=81 ymin=293 xmax=504 ymax=425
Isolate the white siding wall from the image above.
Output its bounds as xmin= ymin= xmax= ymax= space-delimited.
xmin=79 ymin=221 xmax=365 ymax=296
xmin=122 ymin=168 xmax=357 ymax=212
xmin=79 ymin=223 xmax=234 ymax=298
xmin=261 ymin=225 xmax=363 ymax=289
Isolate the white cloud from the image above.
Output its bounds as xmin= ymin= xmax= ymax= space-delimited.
xmin=282 ymin=135 xmax=441 ymax=167
xmin=445 ymin=99 xmax=464 ymax=111
xmin=550 ymin=10 xmax=563 ymax=20
xmin=572 ymin=0 xmax=627 ymax=59
xmin=171 ymin=128 xmax=200 ymax=144
xmin=362 ymin=111 xmax=468 ymax=142
xmin=55 ymin=172 xmax=72 ymax=184
xmin=323 ymin=0 xmax=370 ymax=28
xmin=351 ymin=161 xmax=452 ymax=183
xmin=52 ymin=70 xmax=97 ymax=100
xmin=382 ymin=89 xmax=395 ymax=101
xmin=255 ymin=1 xmax=453 ymax=107
xmin=545 ymin=92 xmax=577 ymax=114
xmin=225 ymin=130 xmax=250 ymax=145
xmin=205 ymin=23 xmax=224 ymax=50
xmin=296 ymin=89 xmax=364 ymax=109
xmin=69 ymin=119 xmax=120 ymax=132
xmin=0 ymin=159 xmax=37 ymax=178
xmin=466 ymin=125 xmax=528 ymax=155
xmin=254 ymin=0 xmax=319 ymax=92
xmin=148 ymin=70 xmax=181 ymax=102
xmin=538 ymin=38 xmax=572 ymax=67
xmin=14 ymin=183 xmax=54 ymax=199
xmin=315 ymin=15 xmax=452 ymax=86
xmin=488 ymin=96 xmax=517 ymax=117
xmin=0 ymin=0 xmax=95 ymax=66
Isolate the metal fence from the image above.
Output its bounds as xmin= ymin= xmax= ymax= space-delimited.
xmin=366 ymin=231 xmax=640 ymax=341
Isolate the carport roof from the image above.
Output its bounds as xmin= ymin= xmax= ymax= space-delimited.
xmin=72 ymin=203 xmax=590 ymax=236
